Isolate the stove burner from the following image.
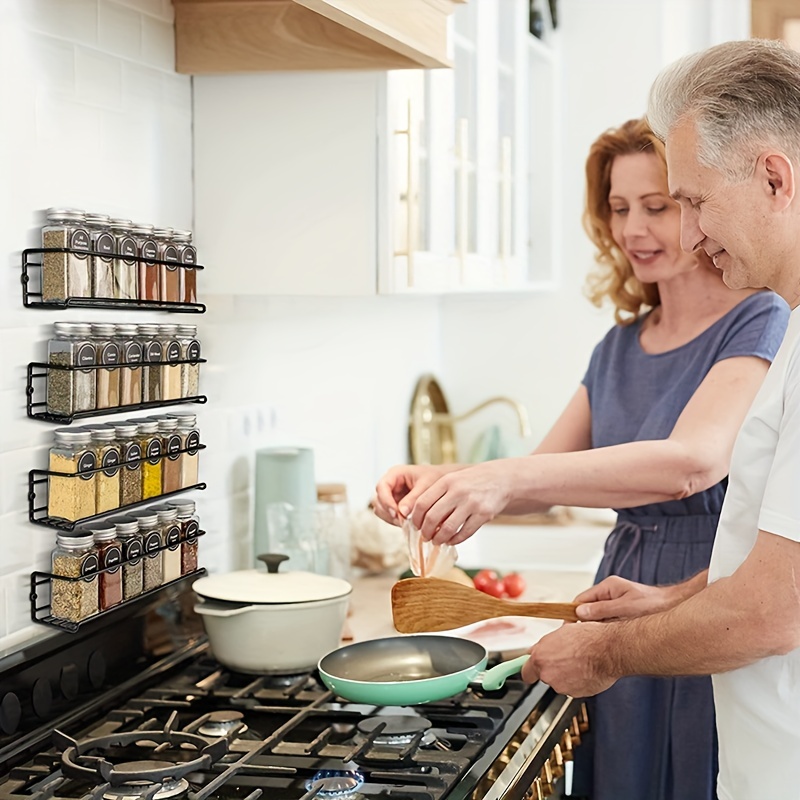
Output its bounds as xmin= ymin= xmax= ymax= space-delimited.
xmin=305 ymin=769 xmax=365 ymax=798
xmin=101 ymin=762 xmax=189 ymax=800
xmin=197 ymin=711 xmax=247 ymax=738
xmin=357 ymin=715 xmax=436 ymax=747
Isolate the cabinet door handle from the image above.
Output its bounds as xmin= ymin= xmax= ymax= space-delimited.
xmin=500 ymin=136 xmax=512 ymax=262
xmin=456 ymin=117 xmax=470 ymax=277
xmin=394 ymin=100 xmax=418 ymax=288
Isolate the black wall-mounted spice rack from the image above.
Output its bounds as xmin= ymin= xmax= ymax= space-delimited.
xmin=21 ymin=248 xmax=206 ymax=313
xmin=26 ymin=360 xmax=208 ymax=423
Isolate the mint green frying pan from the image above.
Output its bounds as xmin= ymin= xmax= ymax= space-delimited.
xmin=318 ymin=635 xmax=529 ymax=706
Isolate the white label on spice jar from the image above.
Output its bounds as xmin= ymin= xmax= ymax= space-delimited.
xmin=146 ymin=439 xmax=162 ymax=465
xmin=141 ymin=240 xmax=158 ymax=262
xmin=143 ymin=530 xmax=161 ymax=555
xmin=123 ymin=342 xmax=143 ymax=364
xmin=95 ymin=232 xmax=115 ymax=255
xmin=103 ymin=544 xmax=122 ymax=573
xmin=167 ymin=434 xmax=182 ymax=460
xmin=102 ymin=448 xmax=120 ymax=477
xmin=181 ymin=245 xmax=197 ymax=265
xmin=100 ymin=342 xmax=121 ymax=366
xmin=166 ymin=342 xmax=181 ymax=362
xmin=81 ymin=553 xmax=99 ymax=580
xmin=186 ymin=341 xmax=201 ymax=361
xmin=163 ymin=245 xmax=179 ymax=264
xmin=124 ymin=538 xmax=143 ymax=564
xmin=70 ymin=228 xmax=90 ymax=253
xmin=184 ymin=520 xmax=199 ymax=543
xmin=166 ymin=525 xmax=181 ymax=550
xmin=145 ymin=342 xmax=163 ymax=363
xmin=119 ymin=236 xmax=137 ymax=263
xmin=77 ymin=450 xmax=96 ymax=479
xmin=77 ymin=343 xmax=95 ymax=367
xmin=124 ymin=443 xmax=142 ymax=470
xmin=186 ymin=431 xmax=200 ymax=455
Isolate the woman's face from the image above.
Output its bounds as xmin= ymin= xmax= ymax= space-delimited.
xmin=608 ymin=152 xmax=700 ymax=282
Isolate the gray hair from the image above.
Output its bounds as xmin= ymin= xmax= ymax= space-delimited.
xmin=647 ymin=39 xmax=800 ymax=181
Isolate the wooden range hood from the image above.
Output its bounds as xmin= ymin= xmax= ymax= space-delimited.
xmin=173 ymin=0 xmax=466 ymax=74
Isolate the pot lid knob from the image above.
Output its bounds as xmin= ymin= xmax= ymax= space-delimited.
xmin=257 ymin=553 xmax=289 ymax=574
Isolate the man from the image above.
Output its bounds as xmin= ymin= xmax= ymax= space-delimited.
xmin=521 ymin=39 xmax=800 ymax=800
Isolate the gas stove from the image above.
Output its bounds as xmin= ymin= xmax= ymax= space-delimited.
xmin=0 ymin=591 xmax=586 ymax=800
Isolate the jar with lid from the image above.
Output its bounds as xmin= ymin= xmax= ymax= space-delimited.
xmin=176 ymin=324 xmax=201 ymax=398
xmin=116 ymin=323 xmax=143 ymax=407
xmin=91 ymin=323 xmax=121 ymax=409
xmin=316 ymin=483 xmax=352 ymax=581
xmin=89 ymin=426 xmax=121 ymax=514
xmin=136 ymin=419 xmax=163 ymax=500
xmin=156 ymin=324 xmax=181 ymax=401
xmin=47 ymin=322 xmax=96 ymax=417
xmin=90 ymin=522 xmax=123 ymax=610
xmin=109 ymin=218 xmax=138 ymax=300
xmin=50 ymin=530 xmax=99 ymax=623
xmin=168 ymin=411 xmax=200 ymax=488
xmin=85 ymin=213 xmax=114 ymax=298
xmin=48 ymin=428 xmax=96 ymax=522
xmin=137 ymin=323 xmax=162 ymax=403
xmin=155 ymin=228 xmax=181 ymax=303
xmin=154 ymin=505 xmax=182 ymax=582
xmin=133 ymin=511 xmax=162 ymax=591
xmin=41 ymin=207 xmax=91 ymax=301
xmin=169 ymin=499 xmax=199 ymax=574
xmin=172 ymin=229 xmax=197 ymax=304
xmin=114 ymin=422 xmax=143 ymax=506
xmin=158 ymin=417 xmax=182 ymax=494
xmin=132 ymin=223 xmax=159 ymax=302
xmin=114 ymin=516 xmax=143 ymax=600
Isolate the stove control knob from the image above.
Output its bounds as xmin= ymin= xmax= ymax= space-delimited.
xmin=60 ymin=664 xmax=79 ymax=701
xmin=579 ymin=701 xmax=590 ymax=732
xmin=0 ymin=692 xmax=21 ymax=735
xmin=87 ymin=650 xmax=106 ymax=689
xmin=32 ymin=677 xmax=53 ymax=718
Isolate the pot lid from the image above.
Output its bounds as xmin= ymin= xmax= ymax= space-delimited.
xmin=192 ymin=554 xmax=351 ymax=604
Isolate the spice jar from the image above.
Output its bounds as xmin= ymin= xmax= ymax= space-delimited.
xmin=133 ymin=511 xmax=162 ymax=591
xmin=169 ymin=499 xmax=199 ymax=574
xmin=89 ymin=426 xmax=121 ymax=514
xmin=117 ymin=324 xmax=143 ymax=407
xmin=90 ymin=522 xmax=123 ymax=610
xmin=137 ymin=419 xmax=163 ymax=500
xmin=132 ymin=223 xmax=159 ymax=302
xmin=114 ymin=516 xmax=143 ymax=600
xmin=85 ymin=213 xmax=115 ymax=299
xmin=138 ymin=323 xmax=162 ymax=403
xmin=316 ymin=483 xmax=352 ymax=581
xmin=158 ymin=417 xmax=182 ymax=495
xmin=155 ymin=228 xmax=181 ymax=304
xmin=176 ymin=324 xmax=201 ymax=398
xmin=46 ymin=322 xmax=96 ymax=417
xmin=91 ymin=323 xmax=121 ymax=409
xmin=154 ymin=505 xmax=182 ymax=583
xmin=110 ymin=218 xmax=138 ymax=300
xmin=41 ymin=208 xmax=91 ymax=301
xmin=168 ymin=411 xmax=200 ymax=488
xmin=48 ymin=428 xmax=96 ymax=522
xmin=173 ymin=229 xmax=197 ymax=304
xmin=157 ymin=324 xmax=181 ymax=401
xmin=114 ymin=422 xmax=143 ymax=507
xmin=50 ymin=530 xmax=99 ymax=623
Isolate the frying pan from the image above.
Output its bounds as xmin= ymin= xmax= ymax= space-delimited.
xmin=318 ymin=635 xmax=529 ymax=705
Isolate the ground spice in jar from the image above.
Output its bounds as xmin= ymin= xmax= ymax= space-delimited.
xmin=48 ymin=428 xmax=96 ymax=522
xmin=177 ymin=324 xmax=201 ymax=398
xmin=110 ymin=219 xmax=138 ymax=300
xmin=114 ymin=422 xmax=143 ymax=506
xmin=156 ymin=229 xmax=181 ymax=303
xmin=154 ymin=505 xmax=181 ymax=583
xmin=134 ymin=512 xmax=162 ymax=591
xmin=89 ymin=426 xmax=121 ymax=514
xmin=86 ymin=213 xmax=115 ymax=299
xmin=138 ymin=324 xmax=162 ymax=403
xmin=50 ymin=530 xmax=99 ymax=623
xmin=92 ymin=324 xmax=121 ymax=409
xmin=138 ymin=419 xmax=163 ymax=499
xmin=47 ymin=322 xmax=96 ymax=417
xmin=117 ymin=324 xmax=143 ymax=407
xmin=157 ymin=325 xmax=181 ymax=401
xmin=42 ymin=208 xmax=91 ymax=301
xmin=133 ymin=224 xmax=159 ymax=302
xmin=173 ymin=230 xmax=198 ymax=304
xmin=170 ymin=499 xmax=199 ymax=574
xmin=168 ymin=412 xmax=200 ymax=488
xmin=114 ymin=516 xmax=143 ymax=600
xmin=91 ymin=523 xmax=123 ymax=610
xmin=158 ymin=417 xmax=182 ymax=494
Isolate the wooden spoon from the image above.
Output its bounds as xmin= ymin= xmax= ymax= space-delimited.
xmin=391 ymin=577 xmax=579 ymax=633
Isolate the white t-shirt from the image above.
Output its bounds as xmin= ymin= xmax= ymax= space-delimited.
xmin=709 ymin=306 xmax=800 ymax=800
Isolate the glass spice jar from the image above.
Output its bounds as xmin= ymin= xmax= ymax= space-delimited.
xmin=132 ymin=223 xmax=159 ymax=302
xmin=91 ymin=323 xmax=121 ymax=409
xmin=110 ymin=218 xmax=138 ymax=300
xmin=157 ymin=324 xmax=181 ymax=401
xmin=90 ymin=522 xmax=123 ymax=610
xmin=41 ymin=207 xmax=91 ymax=301
xmin=155 ymin=228 xmax=181 ymax=304
xmin=117 ymin=324 xmax=143 ymax=407
xmin=173 ymin=229 xmax=197 ymax=304
xmin=158 ymin=417 xmax=182 ymax=495
xmin=137 ymin=419 xmax=163 ymax=500
xmin=114 ymin=516 xmax=143 ymax=600
xmin=114 ymin=422 xmax=143 ymax=507
xmin=154 ymin=505 xmax=182 ymax=583
xmin=168 ymin=411 xmax=200 ymax=488
xmin=48 ymin=428 xmax=96 ymax=522
xmin=85 ymin=213 xmax=115 ymax=299
xmin=46 ymin=322 xmax=96 ymax=417
xmin=50 ymin=530 xmax=99 ymax=623
xmin=169 ymin=499 xmax=199 ymax=574
xmin=137 ymin=323 xmax=162 ymax=403
xmin=176 ymin=324 xmax=201 ymax=398
xmin=89 ymin=426 xmax=121 ymax=514
xmin=133 ymin=511 xmax=163 ymax=591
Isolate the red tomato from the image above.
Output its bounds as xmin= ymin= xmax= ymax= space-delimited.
xmin=502 ymin=572 xmax=526 ymax=599
xmin=483 ymin=578 xmax=507 ymax=599
xmin=473 ymin=569 xmax=499 ymax=593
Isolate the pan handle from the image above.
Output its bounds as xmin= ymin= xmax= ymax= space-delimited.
xmin=193 ymin=603 xmax=257 ymax=618
xmin=480 ymin=655 xmax=529 ymax=691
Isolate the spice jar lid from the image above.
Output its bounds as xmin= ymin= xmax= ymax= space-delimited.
xmin=168 ymin=499 xmax=196 ymax=516
xmin=53 ymin=428 xmax=92 ymax=445
xmin=152 ymin=505 xmax=178 ymax=522
xmin=90 ymin=523 xmax=117 ymax=541
xmin=90 ymin=323 xmax=116 ymax=337
xmin=157 ymin=324 xmax=179 ymax=335
xmin=114 ymin=516 xmax=140 ymax=536
xmin=130 ymin=223 xmax=155 ymax=234
xmin=110 ymin=218 xmax=132 ymax=228
xmin=317 ymin=483 xmax=348 ymax=503
xmin=112 ymin=423 xmax=139 ymax=437
xmin=135 ymin=420 xmax=159 ymax=435
xmin=47 ymin=208 xmax=85 ymax=221
xmin=88 ymin=426 xmax=116 ymax=442
xmin=153 ymin=228 xmax=174 ymax=238
xmin=157 ymin=418 xmax=179 ymax=432
xmin=56 ymin=530 xmax=95 ymax=549
xmin=172 ymin=229 xmax=193 ymax=241
xmin=168 ymin=411 xmax=197 ymax=428
xmin=85 ymin=213 xmax=111 ymax=224
xmin=137 ymin=324 xmax=160 ymax=336
xmin=116 ymin=324 xmax=138 ymax=337
xmin=132 ymin=511 xmax=159 ymax=528
xmin=53 ymin=322 xmax=92 ymax=338
xmin=177 ymin=324 xmax=197 ymax=336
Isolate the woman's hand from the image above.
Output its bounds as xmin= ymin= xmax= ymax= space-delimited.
xmin=373 ymin=464 xmax=452 ymax=525
xmin=574 ymin=576 xmax=680 ymax=621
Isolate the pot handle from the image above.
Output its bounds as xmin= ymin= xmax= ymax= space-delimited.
xmin=481 ymin=655 xmax=529 ymax=691
xmin=257 ymin=554 xmax=290 ymax=573
xmin=193 ymin=602 xmax=257 ymax=618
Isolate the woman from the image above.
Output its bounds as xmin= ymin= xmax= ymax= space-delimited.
xmin=373 ymin=119 xmax=789 ymax=800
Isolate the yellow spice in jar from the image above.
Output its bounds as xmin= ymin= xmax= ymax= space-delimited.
xmin=142 ymin=459 xmax=162 ymax=499
xmin=48 ymin=452 xmax=96 ymax=522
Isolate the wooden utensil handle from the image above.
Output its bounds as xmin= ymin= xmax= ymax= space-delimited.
xmin=513 ymin=601 xmax=578 ymax=622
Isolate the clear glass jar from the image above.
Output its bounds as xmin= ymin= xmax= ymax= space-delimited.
xmin=47 ymin=322 xmax=96 ymax=417
xmin=176 ymin=324 xmax=201 ymax=398
xmin=136 ymin=419 xmax=163 ymax=500
xmin=158 ymin=417 xmax=182 ymax=495
xmin=155 ymin=228 xmax=181 ymax=303
xmin=114 ymin=516 xmax=143 ymax=600
xmin=90 ymin=522 xmax=123 ymax=610
xmin=157 ymin=324 xmax=181 ymax=401
xmin=133 ymin=511 xmax=162 ymax=591
xmin=132 ymin=223 xmax=159 ymax=302
xmin=316 ymin=483 xmax=352 ymax=581
xmin=172 ymin=229 xmax=197 ymax=304
xmin=89 ymin=425 xmax=120 ymax=514
xmin=85 ymin=213 xmax=114 ymax=299
xmin=116 ymin=323 xmax=143 ymax=407
xmin=50 ymin=530 xmax=99 ymax=623
xmin=154 ymin=504 xmax=182 ymax=583
xmin=137 ymin=323 xmax=162 ymax=403
xmin=114 ymin=422 xmax=143 ymax=507
xmin=169 ymin=498 xmax=199 ymax=574
xmin=41 ymin=207 xmax=91 ymax=301
xmin=110 ymin=218 xmax=138 ymax=300
xmin=91 ymin=323 xmax=121 ymax=409
xmin=48 ymin=428 xmax=96 ymax=522
xmin=168 ymin=411 xmax=200 ymax=488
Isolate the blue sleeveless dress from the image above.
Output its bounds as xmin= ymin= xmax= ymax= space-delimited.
xmin=571 ymin=292 xmax=789 ymax=800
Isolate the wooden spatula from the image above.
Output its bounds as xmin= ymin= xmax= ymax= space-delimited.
xmin=391 ymin=577 xmax=579 ymax=633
